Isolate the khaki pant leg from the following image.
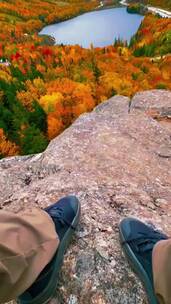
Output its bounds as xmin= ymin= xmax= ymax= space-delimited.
xmin=152 ymin=239 xmax=171 ymax=304
xmin=0 ymin=208 xmax=59 ymax=303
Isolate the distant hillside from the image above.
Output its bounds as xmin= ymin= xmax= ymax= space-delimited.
xmin=127 ymin=0 xmax=171 ymax=10
xmin=130 ymin=15 xmax=171 ymax=56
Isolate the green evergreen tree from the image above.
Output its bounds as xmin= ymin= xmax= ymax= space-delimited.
xmin=28 ymin=101 xmax=47 ymax=132
xmin=20 ymin=126 xmax=48 ymax=155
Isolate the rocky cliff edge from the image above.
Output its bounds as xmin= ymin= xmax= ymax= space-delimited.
xmin=1 ymin=89 xmax=171 ymax=304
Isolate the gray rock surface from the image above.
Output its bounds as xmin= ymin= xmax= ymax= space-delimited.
xmin=2 ymin=90 xmax=171 ymax=304
xmin=131 ymin=89 xmax=171 ymax=132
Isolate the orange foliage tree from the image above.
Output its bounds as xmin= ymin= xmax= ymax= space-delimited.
xmin=0 ymin=0 xmax=170 ymax=158
xmin=0 ymin=129 xmax=20 ymax=157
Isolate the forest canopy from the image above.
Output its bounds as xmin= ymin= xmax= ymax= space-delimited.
xmin=0 ymin=0 xmax=170 ymax=158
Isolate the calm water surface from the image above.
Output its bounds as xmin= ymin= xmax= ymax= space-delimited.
xmin=40 ymin=8 xmax=144 ymax=48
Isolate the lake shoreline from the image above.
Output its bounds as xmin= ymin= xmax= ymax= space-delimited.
xmin=39 ymin=1 xmax=124 ymax=44
xmin=39 ymin=3 xmax=124 ymax=46
xmin=95 ymin=2 xmax=123 ymax=11
xmin=40 ymin=7 xmax=144 ymax=48
xmin=120 ymin=0 xmax=171 ymax=17
xmin=39 ymin=0 xmax=171 ymax=48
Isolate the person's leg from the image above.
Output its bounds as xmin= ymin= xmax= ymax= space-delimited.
xmin=0 ymin=196 xmax=80 ymax=304
xmin=0 ymin=208 xmax=59 ymax=303
xmin=152 ymin=239 xmax=171 ymax=304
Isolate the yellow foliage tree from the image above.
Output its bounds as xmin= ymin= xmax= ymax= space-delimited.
xmin=0 ymin=69 xmax=12 ymax=83
xmin=39 ymin=92 xmax=64 ymax=114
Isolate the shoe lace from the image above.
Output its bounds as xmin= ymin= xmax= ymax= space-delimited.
xmin=121 ymin=230 xmax=168 ymax=253
xmin=48 ymin=206 xmax=76 ymax=230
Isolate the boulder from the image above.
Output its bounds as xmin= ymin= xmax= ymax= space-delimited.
xmin=2 ymin=90 xmax=171 ymax=304
xmin=131 ymin=89 xmax=171 ymax=132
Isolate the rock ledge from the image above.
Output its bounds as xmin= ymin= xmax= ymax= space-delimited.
xmin=1 ymin=90 xmax=171 ymax=304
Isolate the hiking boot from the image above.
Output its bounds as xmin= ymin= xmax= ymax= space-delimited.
xmin=119 ymin=217 xmax=168 ymax=304
xmin=18 ymin=195 xmax=81 ymax=304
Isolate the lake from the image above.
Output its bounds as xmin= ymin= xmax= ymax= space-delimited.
xmin=39 ymin=7 xmax=144 ymax=48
